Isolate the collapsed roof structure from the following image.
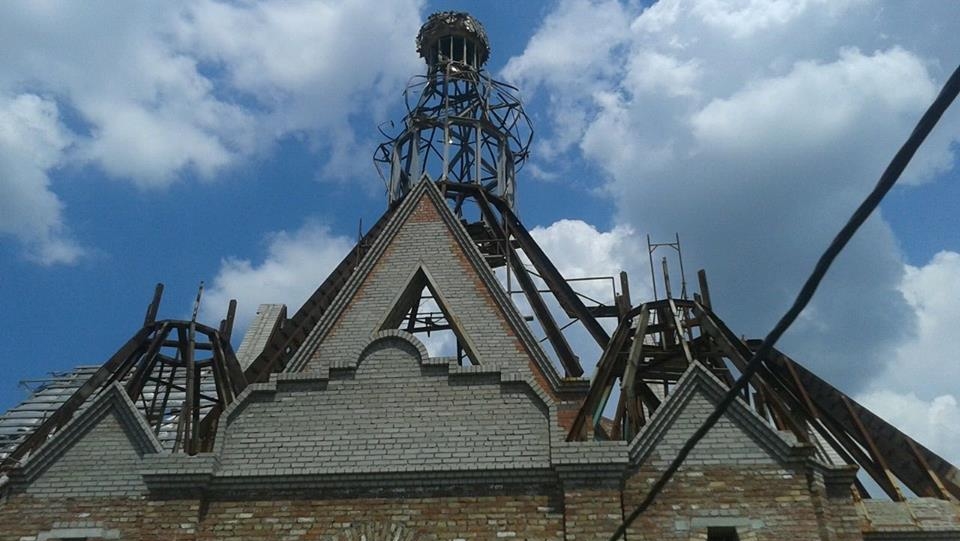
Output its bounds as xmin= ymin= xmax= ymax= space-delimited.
xmin=1 ymin=11 xmax=957 ymax=541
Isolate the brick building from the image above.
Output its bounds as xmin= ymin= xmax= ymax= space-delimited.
xmin=1 ymin=11 xmax=958 ymax=541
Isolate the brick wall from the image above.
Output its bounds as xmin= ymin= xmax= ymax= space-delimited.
xmin=22 ymin=411 xmax=148 ymax=498
xmin=621 ymin=366 xmax=865 ymax=541
xmin=296 ymin=184 xmax=561 ymax=398
xmin=561 ymin=478 xmax=623 ymax=541
xmin=0 ymin=486 xmax=566 ymax=541
xmin=217 ymin=336 xmax=552 ymax=476
xmin=623 ymin=464 xmax=843 ymax=541
xmin=0 ymin=496 xmax=200 ymax=541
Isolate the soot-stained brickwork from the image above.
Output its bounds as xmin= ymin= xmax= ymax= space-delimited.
xmin=2 ymin=181 xmax=959 ymax=541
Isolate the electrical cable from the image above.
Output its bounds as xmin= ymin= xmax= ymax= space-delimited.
xmin=608 ymin=63 xmax=960 ymax=540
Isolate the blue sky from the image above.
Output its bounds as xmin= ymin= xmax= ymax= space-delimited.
xmin=1 ymin=1 xmax=958 ymax=463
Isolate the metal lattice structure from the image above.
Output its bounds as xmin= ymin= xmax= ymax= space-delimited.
xmin=375 ymin=11 xmax=532 ymax=215
xmin=371 ymin=13 xmax=620 ymax=375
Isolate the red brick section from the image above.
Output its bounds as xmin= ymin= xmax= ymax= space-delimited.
xmin=0 ymin=490 xmax=567 ymax=541
xmin=556 ymin=401 xmax=584 ymax=433
xmin=623 ymin=464 xmax=863 ymax=541
xmin=0 ymin=496 xmax=201 ymax=541
xmin=412 ymin=194 xmax=555 ymax=398
xmin=0 ymin=472 xmax=867 ymax=541
xmin=562 ymin=480 xmax=624 ymax=541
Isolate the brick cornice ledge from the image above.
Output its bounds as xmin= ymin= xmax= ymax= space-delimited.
xmin=142 ymin=465 xmax=558 ymax=496
xmin=552 ymin=441 xmax=630 ymax=482
xmin=141 ymin=453 xmax=220 ymax=495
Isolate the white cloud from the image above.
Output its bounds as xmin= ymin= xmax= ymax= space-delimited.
xmin=0 ymin=3 xmax=253 ymax=188
xmin=626 ymin=51 xmax=702 ymax=98
xmin=856 ymin=251 xmax=960 ymax=465
xmin=858 ymin=390 xmax=960 ymax=467
xmin=690 ymin=47 xmax=936 ymax=158
xmin=202 ymin=221 xmax=354 ymax=334
xmin=0 ymin=0 xmax=424 ymax=262
xmin=530 ymin=219 xmax=650 ymax=303
xmin=504 ymin=0 xmax=960 ymax=393
xmin=502 ymin=0 xmax=631 ymax=90
xmin=689 ymin=0 xmax=850 ymax=39
xmin=0 ymin=93 xmax=83 ymax=265
xmin=516 ymin=220 xmax=651 ymax=373
xmin=502 ymin=0 xmax=633 ymax=158
xmin=892 ymin=251 xmax=960 ymax=397
xmin=174 ymin=0 xmax=423 ymax=179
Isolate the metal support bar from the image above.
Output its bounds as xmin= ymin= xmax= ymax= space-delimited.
xmin=502 ymin=207 xmax=611 ymax=349
xmin=471 ymin=189 xmax=583 ymax=377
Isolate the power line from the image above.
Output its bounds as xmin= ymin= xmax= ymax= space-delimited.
xmin=609 ymin=62 xmax=960 ymax=540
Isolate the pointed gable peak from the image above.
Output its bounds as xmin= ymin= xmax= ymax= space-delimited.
xmin=629 ymin=361 xmax=813 ymax=469
xmin=287 ymin=178 xmax=563 ymax=394
xmin=377 ymin=264 xmax=484 ymax=366
xmin=9 ymin=382 xmax=162 ymax=486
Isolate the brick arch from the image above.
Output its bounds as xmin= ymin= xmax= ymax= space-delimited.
xmin=356 ymin=329 xmax=430 ymax=367
xmin=306 ymin=520 xmax=422 ymax=541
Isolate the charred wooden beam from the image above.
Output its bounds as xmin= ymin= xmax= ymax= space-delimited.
xmin=441 ymin=182 xmax=610 ymax=351
xmin=622 ymin=306 xmax=650 ymax=440
xmin=693 ymin=303 xmax=810 ymax=442
xmin=144 ymin=283 xmax=164 ymax=326
xmin=761 ymin=347 xmax=960 ymax=500
xmin=243 ymin=203 xmax=398 ymax=383
xmin=568 ymin=318 xmax=633 ymax=440
xmin=471 ymin=190 xmax=583 ymax=377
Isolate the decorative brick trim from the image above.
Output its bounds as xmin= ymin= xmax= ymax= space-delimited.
xmin=35 ymin=526 xmax=121 ymax=540
xmin=286 ymin=179 xmax=437 ymax=373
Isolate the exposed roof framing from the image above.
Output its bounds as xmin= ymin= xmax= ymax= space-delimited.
xmin=1 ymin=307 xmax=246 ymax=471
xmin=568 ymin=295 xmax=960 ymax=501
xmin=242 ymin=202 xmax=400 ymax=383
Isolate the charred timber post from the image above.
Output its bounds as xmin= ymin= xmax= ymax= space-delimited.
xmin=144 ymin=283 xmax=164 ymax=326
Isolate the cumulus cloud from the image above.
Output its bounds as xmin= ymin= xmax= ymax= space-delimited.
xmin=530 ymin=219 xmax=649 ymax=303
xmin=0 ymin=3 xmax=251 ymax=187
xmin=0 ymin=93 xmax=83 ymax=264
xmin=856 ymin=251 xmax=960 ymax=464
xmin=503 ymin=0 xmax=960 ymax=394
xmin=502 ymin=0 xmax=633 ymax=158
xmin=509 ymin=220 xmax=650 ymax=372
xmin=0 ymin=0 xmax=423 ymax=262
xmin=202 ymin=222 xmax=354 ymax=334
xmin=858 ymin=390 xmax=960 ymax=467
xmin=174 ymin=0 xmax=423 ymax=179
xmin=690 ymin=48 xmax=936 ymax=158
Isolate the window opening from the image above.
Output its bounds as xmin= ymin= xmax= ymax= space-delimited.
xmin=707 ymin=526 xmax=740 ymax=541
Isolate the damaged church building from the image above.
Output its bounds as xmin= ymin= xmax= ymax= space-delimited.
xmin=1 ymin=12 xmax=958 ymax=541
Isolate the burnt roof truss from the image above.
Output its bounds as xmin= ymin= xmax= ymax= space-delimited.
xmin=1 ymin=285 xmax=247 ymax=470
xmin=568 ymin=294 xmax=960 ymax=502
